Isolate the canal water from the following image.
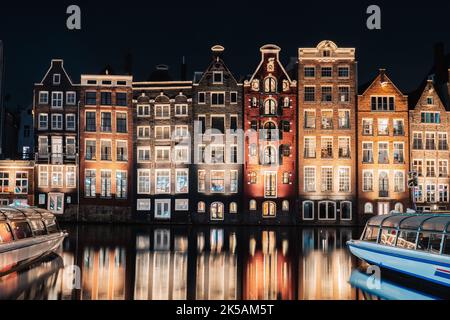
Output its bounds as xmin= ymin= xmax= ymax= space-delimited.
xmin=0 ymin=224 xmax=447 ymax=300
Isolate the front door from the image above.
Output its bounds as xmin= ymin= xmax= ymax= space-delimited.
xmin=48 ymin=193 xmax=64 ymax=214
xmin=378 ymin=202 xmax=389 ymax=215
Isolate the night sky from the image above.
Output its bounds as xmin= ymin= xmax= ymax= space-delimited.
xmin=1 ymin=0 xmax=449 ymax=110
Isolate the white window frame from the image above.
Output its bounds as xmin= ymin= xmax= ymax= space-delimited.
xmin=53 ymin=74 xmax=61 ymax=85
xmin=51 ymin=91 xmax=63 ymax=108
xmin=304 ymin=166 xmax=316 ymax=192
xmin=66 ymin=91 xmax=76 ymax=105
xmin=155 ymin=125 xmax=171 ymax=140
xmin=318 ymin=201 xmax=337 ymax=221
xmin=155 ymin=169 xmax=171 ymax=194
xmin=175 ymin=104 xmax=188 ymax=116
xmin=137 ymin=169 xmax=151 ymax=195
xmin=212 ymin=71 xmax=223 ymax=84
xmin=38 ymin=113 xmax=48 ymax=130
xmin=340 ymin=201 xmax=352 ymax=221
xmin=66 ymin=166 xmax=77 ymax=188
xmin=154 ymin=104 xmax=170 ymax=119
xmin=175 ymin=169 xmax=189 ymax=194
xmin=137 ymin=104 xmax=151 ymax=117
xmin=210 ymin=170 xmax=225 ymax=194
xmin=155 ymin=199 xmax=171 ymax=219
xmin=137 ymin=126 xmax=151 ymax=140
xmin=51 ymin=114 xmax=63 ymax=130
xmin=39 ymin=91 xmax=49 ymax=104
xmin=137 ymin=147 xmax=151 ymax=163
xmin=302 ymin=201 xmax=315 ymax=221
xmin=39 ymin=165 xmax=49 ymax=187
xmin=155 ymin=146 xmax=171 ymax=163
xmin=137 ymin=199 xmax=151 ymax=211
xmin=65 ymin=113 xmax=76 ymax=131
xmin=175 ymin=199 xmax=189 ymax=211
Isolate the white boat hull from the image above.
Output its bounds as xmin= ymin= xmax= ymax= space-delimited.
xmin=0 ymin=232 xmax=67 ymax=276
xmin=347 ymin=240 xmax=450 ymax=288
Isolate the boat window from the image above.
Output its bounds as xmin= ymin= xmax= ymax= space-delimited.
xmin=44 ymin=219 xmax=59 ymax=234
xmin=29 ymin=219 xmax=47 ymax=236
xmin=395 ymin=231 xmax=417 ymax=250
xmin=363 ymin=226 xmax=379 ymax=242
xmin=10 ymin=221 xmax=33 ymax=240
xmin=0 ymin=222 xmax=14 ymax=243
xmin=443 ymin=236 xmax=450 ymax=255
xmin=417 ymin=232 xmax=443 ymax=254
xmin=380 ymin=228 xmax=397 ymax=246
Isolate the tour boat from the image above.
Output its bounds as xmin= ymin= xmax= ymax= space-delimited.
xmin=347 ymin=212 xmax=450 ymax=287
xmin=0 ymin=206 xmax=67 ymax=276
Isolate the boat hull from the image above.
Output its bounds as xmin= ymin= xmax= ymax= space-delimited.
xmin=0 ymin=232 xmax=67 ymax=276
xmin=347 ymin=240 xmax=450 ymax=288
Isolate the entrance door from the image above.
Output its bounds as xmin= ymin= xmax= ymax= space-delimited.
xmin=51 ymin=137 xmax=63 ymax=164
xmin=378 ymin=202 xmax=389 ymax=215
xmin=48 ymin=193 xmax=64 ymax=214
xmin=262 ymin=201 xmax=276 ymax=218
xmin=211 ymin=202 xmax=224 ymax=221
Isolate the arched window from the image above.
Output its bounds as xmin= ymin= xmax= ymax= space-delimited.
xmin=264 ymin=76 xmax=277 ymax=93
xmin=264 ymin=99 xmax=277 ymax=115
xmin=282 ymin=200 xmax=289 ymax=212
xmin=210 ymin=202 xmax=224 ymax=220
xmin=198 ymin=201 xmax=206 ymax=213
xmin=263 ymin=201 xmax=276 ymax=217
xmin=263 ymin=121 xmax=277 ymax=140
xmin=303 ymin=201 xmax=314 ymax=220
xmin=364 ymin=202 xmax=373 ymax=214
xmin=340 ymin=201 xmax=352 ymax=220
xmin=394 ymin=202 xmax=404 ymax=213
xmin=263 ymin=146 xmax=277 ymax=165
xmin=230 ymin=202 xmax=238 ymax=214
xmin=249 ymin=200 xmax=257 ymax=211
xmin=394 ymin=171 xmax=405 ymax=193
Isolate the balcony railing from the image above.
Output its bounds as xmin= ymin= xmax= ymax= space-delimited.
xmin=379 ymin=190 xmax=389 ymax=198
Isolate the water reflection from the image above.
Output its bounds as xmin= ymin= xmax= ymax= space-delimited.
xmin=0 ymin=225 xmax=445 ymax=300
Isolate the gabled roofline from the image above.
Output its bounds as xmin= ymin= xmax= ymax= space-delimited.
xmin=37 ymin=59 xmax=74 ymax=86
xmin=358 ymin=69 xmax=407 ymax=98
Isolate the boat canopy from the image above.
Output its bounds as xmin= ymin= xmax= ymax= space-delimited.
xmin=367 ymin=213 xmax=450 ymax=233
xmin=0 ymin=207 xmax=55 ymax=222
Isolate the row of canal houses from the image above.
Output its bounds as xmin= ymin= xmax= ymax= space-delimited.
xmin=21 ymin=40 xmax=450 ymax=225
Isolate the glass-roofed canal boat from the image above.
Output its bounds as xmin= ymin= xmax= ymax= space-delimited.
xmin=347 ymin=212 xmax=450 ymax=287
xmin=0 ymin=206 xmax=67 ymax=276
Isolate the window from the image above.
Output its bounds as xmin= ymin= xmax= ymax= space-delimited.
xmin=304 ymin=167 xmax=316 ymax=192
xmin=249 ymin=200 xmax=257 ymax=211
xmin=364 ymin=203 xmax=373 ymax=214
xmin=338 ymin=66 xmax=350 ymax=78
xmin=439 ymin=184 xmax=449 ymax=202
xmin=53 ymin=74 xmax=61 ymax=85
xmin=51 ymin=92 xmax=63 ymax=108
xmin=304 ymin=110 xmax=316 ymax=128
xmin=116 ymin=171 xmax=127 ymax=199
xmin=137 ymin=170 xmax=150 ymax=194
xmin=321 ymin=110 xmax=333 ymax=129
xmin=426 ymin=160 xmax=435 ymax=177
xmin=426 ymin=96 xmax=434 ymax=105
xmin=362 ymin=142 xmax=373 ymax=163
xmin=321 ymin=167 xmax=333 ymax=192
xmin=304 ymin=86 xmax=315 ymax=102
xmin=175 ymin=170 xmax=188 ymax=194
xmin=426 ymin=184 xmax=436 ymax=203
xmin=100 ymin=171 xmax=112 ymax=197
xmin=155 ymin=147 xmax=170 ymax=162
xmin=174 ymin=125 xmax=189 ymax=139
xmin=51 ymin=114 xmax=63 ymax=130
xmin=137 ymin=104 xmax=150 ymax=117
xmin=66 ymin=137 xmax=76 ymax=157
xmin=230 ymin=202 xmax=238 ymax=214
xmin=264 ymin=77 xmax=277 ymax=93
xmin=363 ymin=171 xmax=373 ymax=192
xmin=321 ymin=66 xmax=332 ymax=78
xmin=197 ymin=115 xmax=206 ymax=134
xmin=414 ymin=185 xmax=423 ymax=203
xmin=438 ymin=133 xmax=448 ymax=150
xmin=66 ymin=114 xmax=76 ymax=131
xmin=371 ymin=96 xmax=395 ymax=111
xmin=198 ymin=170 xmax=206 ymax=192
xmin=319 ymin=201 xmax=336 ymax=220
xmin=85 ymin=170 xmax=96 ymax=197
xmin=230 ymin=115 xmax=238 ymax=131
xmin=362 ymin=119 xmax=373 ymax=135
xmin=66 ymin=92 xmax=76 ymax=105
xmin=263 ymin=99 xmax=277 ymax=115
xmin=230 ymin=92 xmax=238 ymax=104
xmin=338 ymin=167 xmax=350 ymax=192
xmin=211 ymin=93 xmax=225 ymax=106
xmin=39 ymin=91 xmax=49 ymax=104
xmin=213 ymin=71 xmax=223 ymax=84
xmin=100 ymin=112 xmax=112 ymax=132
xmin=413 ymin=132 xmax=423 ymax=149
xmin=421 ymin=112 xmax=440 ymax=124
xmin=197 ymin=145 xmax=205 ymax=163
xmin=197 ymin=202 xmax=206 ymax=213
xmin=211 ymin=202 xmax=224 ymax=220
xmin=116 ymin=92 xmax=127 ymax=106
xmin=321 ymin=137 xmax=333 ymax=159
xmin=250 ymin=120 xmax=258 ymax=131
xmin=116 ymin=141 xmax=128 ymax=161
xmin=137 ymin=199 xmax=151 ymax=211
xmin=378 ymin=142 xmax=389 ymax=164
xmin=338 ymin=137 xmax=351 ymax=158
xmin=174 ymin=146 xmax=189 ymax=163
xmin=264 ymin=172 xmax=277 ymax=198
xmin=338 ymin=110 xmax=350 ymax=129
xmin=378 ymin=119 xmax=389 ymax=135
xmin=249 ymin=171 xmax=257 ymax=184
xmin=303 ymin=201 xmax=314 ymax=220
xmin=100 ymin=92 xmax=112 ymax=105
xmin=155 ymin=126 xmax=171 ymax=140
xmin=155 ymin=105 xmax=170 ymax=118
xmin=425 ymin=133 xmax=436 ymax=150
xmin=85 ymin=92 xmax=97 ymax=105
xmin=39 ymin=113 xmax=48 ymax=130
xmin=38 ymin=166 xmax=48 ymax=187
xmin=85 ymin=140 xmax=96 ymax=160
xmin=50 ymin=166 xmax=63 ymax=188
xmin=137 ymin=126 xmax=151 ymax=139
xmin=85 ymin=111 xmax=96 ymax=132
xmin=175 ymin=199 xmax=189 ymax=211
xmin=263 ymin=146 xmax=277 ymax=165
xmin=66 ymin=166 xmax=76 ymax=188
xmin=394 ymin=171 xmax=405 ymax=192
xmin=251 ymin=97 xmax=258 ymax=107
xmin=323 ymin=50 xmax=331 ymax=57
xmin=338 ymin=87 xmax=350 ymax=103
xmin=155 ymin=200 xmax=171 ymax=219
xmin=155 ymin=170 xmax=170 ymax=194
xmin=321 ymin=86 xmax=332 ymax=102
xmin=211 ymin=145 xmax=225 ymax=163
xmin=282 ymin=200 xmax=289 ymax=212
xmin=198 ymin=92 xmax=206 ymax=104
xmin=230 ymin=145 xmax=238 ymax=164
xmin=304 ymin=66 xmax=315 ymax=78
xmin=393 ymin=142 xmax=404 ymax=163
xmin=137 ymin=147 xmax=150 ymax=162
xmin=439 ymin=160 xmax=448 ymax=177
xmin=341 ymin=202 xmax=352 ymax=220
xmin=393 ymin=119 xmax=404 ymax=136
xmin=0 ymin=172 xmax=9 ymax=193
xmin=38 ymin=136 xmax=49 ymax=157
xmin=116 ymin=113 xmax=127 ymax=133
xmin=100 ymin=140 xmax=112 ymax=161
xmin=412 ymin=160 xmax=423 ymax=176
xmin=230 ymin=171 xmax=239 ymax=192
xmin=211 ymin=171 xmax=225 ymax=193
xmin=304 ymin=137 xmax=316 ymax=158
xmin=211 ymin=116 xmax=225 ymax=134
xmin=175 ymin=104 xmax=188 ymax=116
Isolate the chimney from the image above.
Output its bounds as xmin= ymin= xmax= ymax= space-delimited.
xmin=434 ymin=42 xmax=447 ymax=84
xmin=211 ymin=45 xmax=225 ymax=61
xmin=181 ymin=56 xmax=187 ymax=81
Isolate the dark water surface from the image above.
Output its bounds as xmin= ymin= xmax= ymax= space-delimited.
xmin=0 ymin=224 xmax=447 ymax=300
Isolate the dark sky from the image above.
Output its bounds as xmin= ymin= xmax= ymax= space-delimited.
xmin=1 ymin=0 xmax=449 ymax=110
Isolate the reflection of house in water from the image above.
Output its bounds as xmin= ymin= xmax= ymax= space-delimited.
xmin=298 ymin=228 xmax=356 ymax=300
xmin=195 ymin=229 xmax=238 ymax=300
xmin=134 ymin=229 xmax=188 ymax=300
xmin=243 ymin=231 xmax=294 ymax=300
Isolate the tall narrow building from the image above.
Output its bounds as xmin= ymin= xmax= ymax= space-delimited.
xmin=243 ymin=44 xmax=297 ymax=224
xmin=191 ymin=45 xmax=243 ymax=224
xmin=298 ymin=41 xmax=357 ymax=225
xmin=409 ymin=80 xmax=450 ymax=212
xmin=33 ymin=59 xmax=79 ymax=215
xmin=79 ymin=72 xmax=134 ymax=221
xmin=357 ymin=69 xmax=410 ymax=218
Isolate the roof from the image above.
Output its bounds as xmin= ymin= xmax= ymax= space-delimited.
xmin=408 ymin=78 xmax=449 ymax=111
xmin=368 ymin=213 xmax=450 ymax=233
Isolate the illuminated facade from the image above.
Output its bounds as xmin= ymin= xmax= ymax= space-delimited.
xmin=0 ymin=160 xmax=34 ymax=206
xmin=243 ymin=45 xmax=297 ymax=223
xmin=298 ymin=41 xmax=357 ymax=225
xmin=33 ymin=60 xmax=78 ymax=214
xmin=409 ymin=80 xmax=450 ymax=211
xmin=79 ymin=73 xmax=134 ymax=220
xmin=191 ymin=46 xmax=243 ymax=224
xmin=357 ymin=69 xmax=410 ymax=217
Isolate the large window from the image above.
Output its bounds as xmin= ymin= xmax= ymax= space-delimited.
xmin=264 ymin=77 xmax=277 ymax=93
xmin=304 ymin=87 xmax=315 ymax=102
xmin=413 ymin=132 xmax=423 ymax=149
xmin=116 ymin=141 xmax=128 ymax=162
xmin=51 ymin=166 xmax=63 ymax=188
xmin=85 ymin=170 xmax=96 ymax=197
xmin=371 ymin=96 xmax=395 ymax=111
xmin=338 ymin=110 xmax=350 ymax=128
xmin=304 ymin=167 xmax=316 ymax=192
xmin=378 ymin=142 xmax=389 ymax=164
xmin=426 ymin=184 xmax=436 ymax=203
xmin=66 ymin=166 xmax=76 ymax=188
xmin=210 ymin=145 xmax=224 ymax=163
xmin=304 ymin=137 xmax=316 ymax=158
xmin=211 ymin=116 xmax=225 ymax=134
xmin=66 ymin=114 xmax=76 ymax=131
xmin=155 ymin=170 xmax=171 ymax=194
xmin=303 ymin=201 xmax=314 ymax=220
xmin=263 ymin=146 xmax=277 ymax=165
xmin=211 ymin=171 xmax=225 ymax=193
xmin=85 ymin=140 xmax=96 ymax=160
xmin=137 ymin=147 xmax=150 ymax=162
xmin=426 ymin=160 xmax=436 ymax=177
xmin=304 ymin=110 xmax=315 ymax=128
xmin=15 ymin=172 xmax=28 ymax=194
xmin=100 ymin=140 xmax=112 ymax=161
xmin=321 ymin=66 xmax=332 ymax=78
xmin=321 ymin=110 xmax=333 ymax=129
xmin=85 ymin=111 xmax=96 ymax=132
xmin=393 ymin=142 xmax=404 ymax=164
xmin=338 ymin=87 xmax=350 ymax=103
xmin=174 ymin=146 xmax=189 ymax=163
xmin=319 ymin=201 xmax=336 ymax=220
xmin=304 ymin=66 xmax=315 ymax=78
xmin=362 ymin=142 xmax=373 ymax=163
xmin=116 ymin=92 xmax=127 ymax=106
xmin=438 ymin=133 xmax=448 ymax=150
xmin=363 ymin=171 xmax=373 ymax=192
xmin=176 ymin=170 xmax=188 ymax=194
xmin=101 ymin=92 xmax=112 ymax=105
xmin=175 ymin=104 xmax=188 ymax=116
xmin=421 ymin=112 xmax=440 ymax=124
xmin=100 ymin=170 xmax=112 ymax=198
xmin=230 ymin=171 xmax=238 ymax=193
xmin=51 ymin=92 xmax=63 ymax=108
xmin=38 ymin=113 xmax=48 ymax=130
xmin=378 ymin=119 xmax=389 ymax=135
xmin=439 ymin=184 xmax=449 ymax=203
xmin=321 ymin=86 xmax=332 ymax=102
xmin=155 ymin=147 xmax=170 ymax=162
xmin=101 ymin=112 xmax=112 ymax=132
xmin=211 ymin=93 xmax=225 ymax=106
xmin=85 ymin=92 xmax=97 ymax=105
xmin=155 ymin=105 xmax=170 ymax=119
xmin=263 ymin=99 xmax=277 ymax=115
xmin=155 ymin=200 xmax=171 ymax=219
xmin=321 ymin=167 xmax=333 ymax=192
xmin=38 ymin=166 xmax=48 ymax=187
xmin=51 ymin=114 xmax=63 ymax=130
xmin=321 ymin=137 xmax=333 ymax=159
xmin=338 ymin=137 xmax=350 ymax=158
xmin=198 ymin=170 xmax=206 ymax=192
xmin=439 ymin=160 xmax=448 ymax=177
xmin=262 ymin=201 xmax=276 ymax=217
xmin=412 ymin=160 xmax=423 ymax=176
xmin=425 ymin=133 xmax=435 ymax=150
xmin=210 ymin=202 xmax=224 ymax=220
xmin=393 ymin=119 xmax=404 ymax=136
xmin=362 ymin=119 xmax=373 ymax=135
xmin=116 ymin=171 xmax=127 ymax=199
xmin=137 ymin=170 xmax=150 ymax=194
xmin=264 ymin=172 xmax=277 ymax=198
xmin=338 ymin=167 xmax=350 ymax=192
xmin=341 ymin=202 xmax=352 ymax=220
xmin=116 ymin=113 xmax=127 ymax=133
xmin=137 ymin=104 xmax=150 ymax=117
xmin=394 ymin=171 xmax=405 ymax=192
